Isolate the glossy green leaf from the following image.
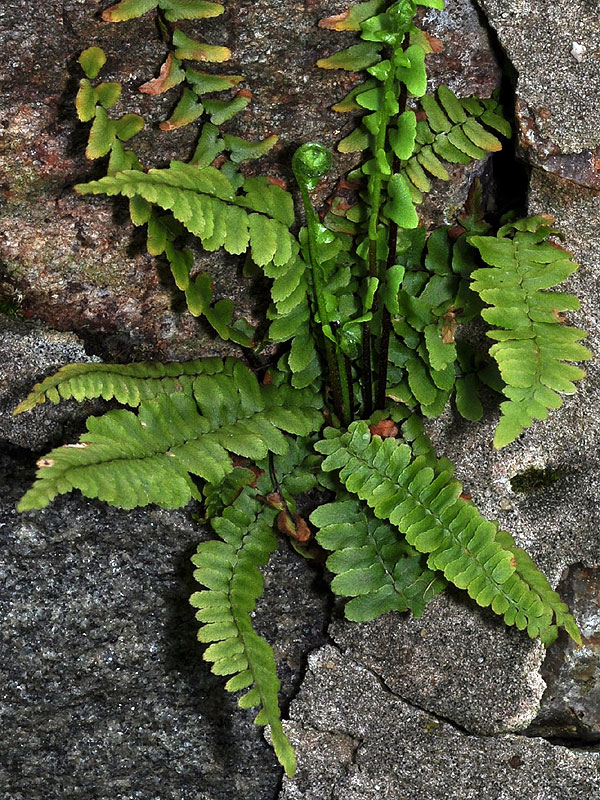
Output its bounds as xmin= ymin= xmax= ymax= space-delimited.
xmin=185 ymin=68 xmax=244 ymax=94
xmin=86 ymin=106 xmax=116 ymax=159
xmin=317 ymin=42 xmax=382 ymax=71
xmin=223 ymin=134 xmax=278 ymax=163
xmin=79 ymin=47 xmax=106 ymax=79
xmin=115 ymin=113 xmax=145 ymax=141
xmin=383 ymin=174 xmax=418 ymax=229
xmin=389 ymin=111 xmax=417 ymax=160
xmin=173 ymin=29 xmax=231 ymax=62
xmin=76 ymin=80 xmax=98 ymax=122
xmin=102 ymin=0 xmax=157 ymax=22
xmin=159 ymin=88 xmax=204 ymax=130
xmin=338 ymin=127 xmax=370 ymax=153
xmin=159 ymin=0 xmax=224 ymax=21
xmin=203 ymin=95 xmax=251 ymax=125
xmin=395 ymin=45 xmax=427 ymax=97
xmin=96 ymin=82 xmax=122 ymax=110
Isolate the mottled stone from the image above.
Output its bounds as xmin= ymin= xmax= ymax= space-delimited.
xmin=529 ymin=565 xmax=600 ymax=742
xmin=0 ymin=317 xmax=98 ymax=451
xmin=280 ymin=645 xmax=600 ymax=800
xmin=478 ymin=0 xmax=600 ymax=185
xmin=0 ymin=450 xmax=329 ymax=800
xmin=329 ymin=594 xmax=546 ymax=735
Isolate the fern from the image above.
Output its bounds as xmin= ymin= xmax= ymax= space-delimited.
xmin=469 ymin=216 xmax=592 ymax=447
xmin=315 ymin=421 xmax=579 ymax=646
xmin=76 ymin=163 xmax=297 ymax=266
xmin=311 ymin=494 xmax=446 ymax=621
xmin=13 ymin=357 xmax=236 ymax=412
xmin=18 ymin=363 xmax=323 ymax=511
xmin=15 ymin=0 xmax=589 ymax=779
xmin=190 ymin=486 xmax=296 ymax=776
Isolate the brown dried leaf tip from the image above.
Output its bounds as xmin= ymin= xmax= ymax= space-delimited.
xmin=369 ymin=419 xmax=399 ymax=439
xmin=442 ymin=311 xmax=458 ymax=344
xmin=276 ymin=511 xmax=312 ymax=543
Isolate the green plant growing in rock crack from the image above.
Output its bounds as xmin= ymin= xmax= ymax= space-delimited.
xmin=14 ymin=0 xmax=592 ymax=776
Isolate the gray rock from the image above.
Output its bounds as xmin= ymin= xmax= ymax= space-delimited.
xmin=280 ymin=644 xmax=600 ymax=800
xmin=329 ymin=594 xmax=546 ymax=735
xmin=0 ymin=317 xmax=98 ymax=451
xmin=0 ymin=449 xmax=329 ymax=800
xmin=529 ymin=565 xmax=600 ymax=742
xmin=478 ymin=0 xmax=600 ymax=187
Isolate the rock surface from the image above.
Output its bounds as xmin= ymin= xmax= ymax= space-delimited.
xmin=0 ymin=446 xmax=329 ymax=799
xmin=478 ymin=0 xmax=600 ymax=187
xmin=0 ymin=317 xmax=98 ymax=451
xmin=280 ymin=645 xmax=600 ymax=800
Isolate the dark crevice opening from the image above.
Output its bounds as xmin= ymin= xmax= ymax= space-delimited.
xmin=471 ymin=0 xmax=530 ymax=223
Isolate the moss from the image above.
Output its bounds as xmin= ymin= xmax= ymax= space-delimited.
xmin=510 ymin=466 xmax=561 ymax=493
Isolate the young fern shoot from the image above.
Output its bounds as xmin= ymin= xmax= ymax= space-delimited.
xmin=14 ymin=0 xmax=590 ymax=777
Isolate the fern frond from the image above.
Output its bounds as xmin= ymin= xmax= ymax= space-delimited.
xmin=311 ymin=495 xmax=446 ymax=621
xmin=76 ymin=163 xmax=297 ymax=268
xmin=385 ymin=226 xmax=487 ymax=418
xmin=190 ymin=486 xmax=295 ymax=776
xmin=102 ymin=0 xmax=225 ymax=23
xmin=264 ymin=254 xmax=321 ymax=388
xmin=468 ymin=218 xmax=592 ymax=448
xmin=13 ymin=357 xmax=235 ymax=413
xmin=399 ymin=89 xmax=507 ymax=199
xmin=495 ymin=530 xmax=581 ymax=646
xmin=18 ymin=364 xmax=323 ymax=512
xmin=315 ymin=421 xmax=579 ymax=644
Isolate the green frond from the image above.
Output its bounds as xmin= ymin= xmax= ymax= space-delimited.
xmin=495 ymin=530 xmax=581 ymax=646
xmin=468 ymin=218 xmax=592 ymax=448
xmin=76 ymin=162 xmax=298 ymax=268
xmin=315 ymin=421 xmax=580 ymax=644
xmin=401 ymin=89 xmax=507 ymax=191
xmin=311 ymin=494 xmax=446 ymax=620
xmin=190 ymin=487 xmax=295 ymax=776
xmin=18 ymin=364 xmax=323 ymax=512
xmin=385 ymin=226 xmax=485 ymax=419
xmin=13 ymin=357 xmax=235 ymax=413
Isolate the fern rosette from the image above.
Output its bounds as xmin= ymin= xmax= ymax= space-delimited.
xmin=14 ymin=0 xmax=588 ymax=779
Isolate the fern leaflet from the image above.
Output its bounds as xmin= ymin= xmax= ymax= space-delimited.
xmin=190 ymin=487 xmax=296 ymax=776
xmin=13 ymin=357 xmax=236 ymax=412
xmin=468 ymin=217 xmax=592 ymax=447
xmin=311 ymin=494 xmax=446 ymax=621
xmin=76 ymin=162 xmax=297 ymax=267
xmin=315 ymin=421 xmax=579 ymax=645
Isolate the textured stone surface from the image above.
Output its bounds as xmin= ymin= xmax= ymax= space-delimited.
xmin=0 ymin=317 xmax=98 ymax=451
xmin=280 ymin=645 xmax=600 ymax=800
xmin=529 ymin=565 xmax=600 ymax=742
xmin=329 ymin=594 xmax=546 ymax=735
xmin=0 ymin=449 xmax=329 ymax=799
xmin=479 ymin=0 xmax=600 ymax=186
